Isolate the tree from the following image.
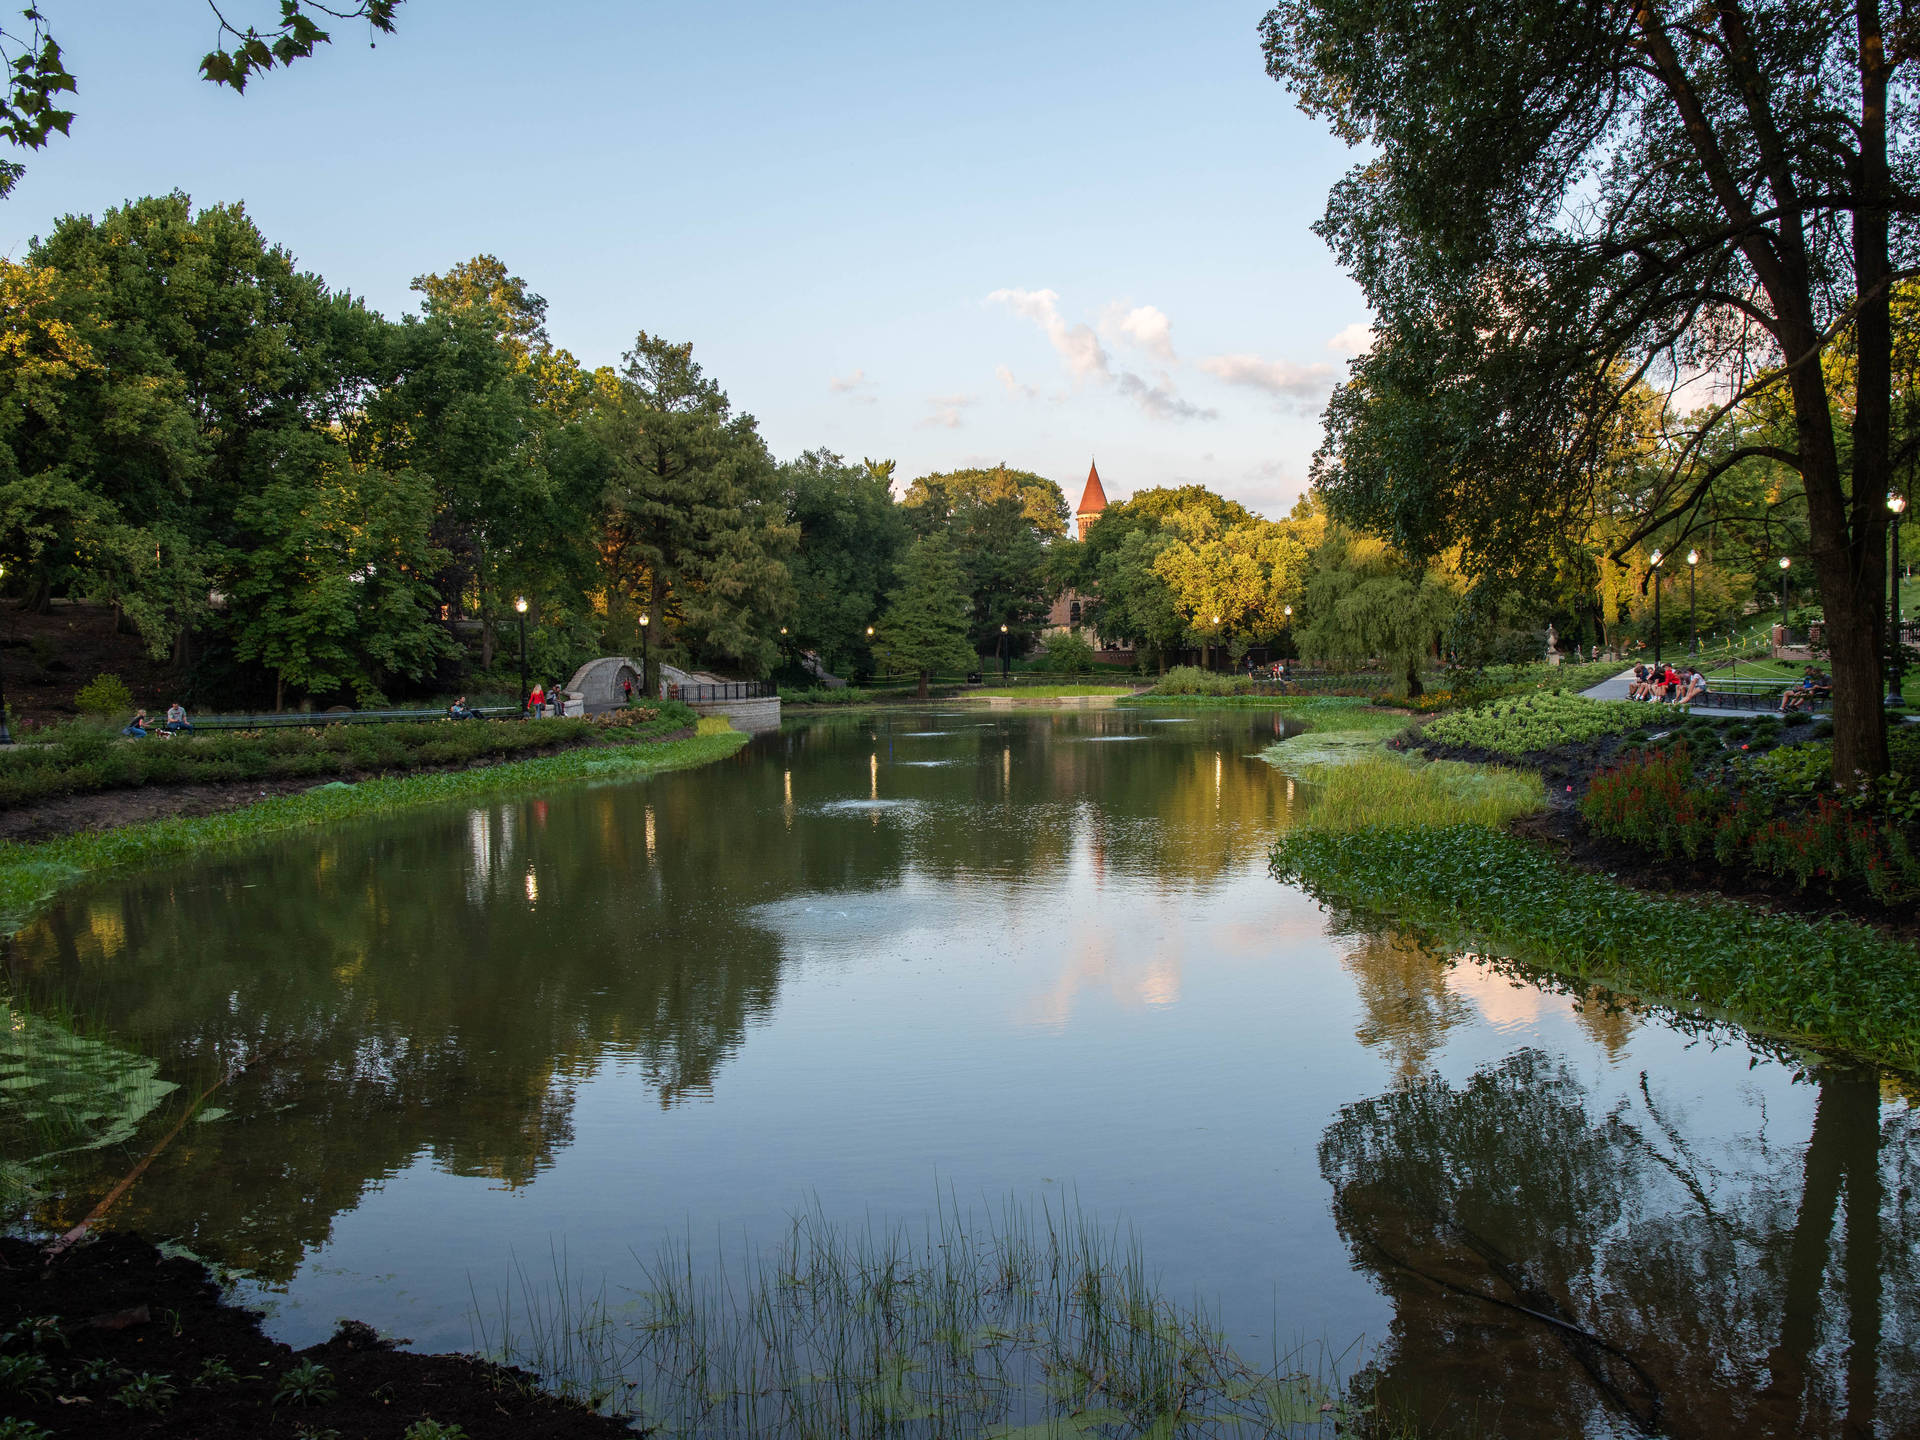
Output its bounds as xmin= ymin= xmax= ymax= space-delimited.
xmin=901 ymin=465 xmax=1069 ymax=538
xmin=872 ymin=534 xmax=975 ymax=699
xmin=0 ymin=3 xmax=401 ymax=198
xmin=778 ymin=449 xmax=904 ymax=679
xmin=224 ymin=431 xmax=452 ymax=709
xmin=1266 ymin=0 xmax=1914 ymax=779
xmin=591 ymin=334 xmax=796 ymax=695
xmin=1295 ymin=526 xmax=1457 ymax=697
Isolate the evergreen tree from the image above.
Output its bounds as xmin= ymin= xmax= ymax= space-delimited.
xmin=873 ymin=534 xmax=976 ymax=699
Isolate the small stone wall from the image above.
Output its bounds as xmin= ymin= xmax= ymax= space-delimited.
xmin=692 ymin=697 xmax=780 ymax=733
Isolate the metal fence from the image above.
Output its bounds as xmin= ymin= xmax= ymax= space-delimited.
xmin=671 ymin=681 xmax=777 ymax=703
xmin=190 ymin=706 xmax=523 ymax=730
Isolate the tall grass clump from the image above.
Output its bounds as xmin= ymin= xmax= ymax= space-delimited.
xmin=472 ymin=1196 xmax=1372 ymax=1439
xmin=1290 ymin=755 xmax=1544 ymax=832
xmin=1271 ymin=824 xmax=1920 ymax=1068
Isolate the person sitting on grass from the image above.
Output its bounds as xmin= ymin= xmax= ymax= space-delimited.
xmin=122 ymin=709 xmax=150 ymax=738
xmin=163 ymin=702 xmax=193 ymax=734
xmin=447 ymin=695 xmax=477 ymax=721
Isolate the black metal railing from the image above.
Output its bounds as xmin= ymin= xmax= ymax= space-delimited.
xmin=671 ymin=682 xmax=776 ymax=703
xmin=188 ymin=705 xmax=526 ymax=730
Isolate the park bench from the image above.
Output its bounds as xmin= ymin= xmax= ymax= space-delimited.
xmin=1689 ymin=677 xmax=1829 ymax=714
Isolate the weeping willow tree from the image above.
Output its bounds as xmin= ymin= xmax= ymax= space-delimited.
xmin=1295 ymin=527 xmax=1459 ymax=697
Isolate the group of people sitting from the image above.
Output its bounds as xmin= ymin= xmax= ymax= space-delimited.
xmin=122 ymin=704 xmax=193 ymax=738
xmin=1628 ymin=662 xmax=1707 ymax=705
xmin=1779 ymin=667 xmax=1832 ymax=712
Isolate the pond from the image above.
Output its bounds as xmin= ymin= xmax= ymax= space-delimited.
xmin=3 ymin=706 xmax=1914 ymax=1438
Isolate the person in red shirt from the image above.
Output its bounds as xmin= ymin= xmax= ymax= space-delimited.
xmin=527 ymin=682 xmax=545 ymax=716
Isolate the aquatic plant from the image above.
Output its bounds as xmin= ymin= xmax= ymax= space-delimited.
xmin=472 ymin=1197 xmax=1371 ymax=1438
xmin=1271 ymin=824 xmax=1920 ymax=1068
xmin=1420 ymin=693 xmax=1642 ymax=756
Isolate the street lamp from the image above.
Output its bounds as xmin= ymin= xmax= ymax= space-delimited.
xmin=1778 ymin=556 xmax=1791 ymax=630
xmin=1891 ymin=493 xmax=1909 ymax=705
xmin=638 ymin=612 xmax=651 ymax=698
xmin=514 ymin=596 xmax=529 ymax=715
xmin=1649 ymin=550 xmax=1663 ymax=664
xmin=1686 ymin=550 xmax=1699 ymax=656
xmin=999 ymin=622 xmax=1009 ymax=683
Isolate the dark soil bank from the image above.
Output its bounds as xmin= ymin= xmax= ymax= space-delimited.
xmin=0 ymin=1233 xmax=633 ymax=1438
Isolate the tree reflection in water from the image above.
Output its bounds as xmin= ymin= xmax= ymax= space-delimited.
xmin=1322 ymin=1049 xmax=1918 ymax=1438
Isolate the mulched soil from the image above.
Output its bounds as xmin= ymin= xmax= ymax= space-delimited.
xmin=0 ymin=603 xmax=180 ymax=728
xmin=1404 ymin=725 xmax=1919 ymax=940
xmin=0 ymin=1232 xmax=635 ymax=1438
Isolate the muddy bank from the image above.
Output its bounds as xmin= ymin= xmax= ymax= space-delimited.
xmin=0 ymin=1232 xmax=632 ymax=1438
xmin=0 ymin=729 xmax=696 ymax=846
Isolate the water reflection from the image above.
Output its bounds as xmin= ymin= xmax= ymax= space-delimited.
xmin=1323 ymin=1050 xmax=1919 ymax=1438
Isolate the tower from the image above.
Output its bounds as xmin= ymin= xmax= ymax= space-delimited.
xmin=1074 ymin=460 xmax=1109 ymax=541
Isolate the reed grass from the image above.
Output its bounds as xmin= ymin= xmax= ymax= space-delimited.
xmin=966 ymin=685 xmax=1139 ymax=699
xmin=1286 ymin=755 xmax=1545 ymax=832
xmin=0 ymin=731 xmax=748 ymax=938
xmin=470 ymin=1195 xmax=1381 ymax=1439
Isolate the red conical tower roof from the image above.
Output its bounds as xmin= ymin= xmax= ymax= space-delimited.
xmin=1077 ymin=460 xmax=1109 ymax=519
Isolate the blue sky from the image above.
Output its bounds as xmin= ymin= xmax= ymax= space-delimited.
xmin=2 ymin=1 xmax=1370 ymax=517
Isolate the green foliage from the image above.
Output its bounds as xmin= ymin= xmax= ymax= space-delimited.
xmin=193 ymin=1357 xmax=240 ymax=1389
xmin=1151 ymin=665 xmax=1243 ymax=696
xmin=872 ymin=534 xmax=977 ymax=690
xmin=1041 ymin=630 xmax=1095 ymax=675
xmin=0 ymin=1419 xmax=51 ymax=1440
xmin=115 ymin=1371 xmax=177 ymax=1413
xmin=0 ymin=1352 xmax=53 ymax=1402
xmin=71 ymin=672 xmax=132 ymax=716
xmin=1271 ymin=825 xmax=1920 ymax=1068
xmin=1285 ymin=753 xmax=1544 ymax=830
xmin=1421 ymin=693 xmax=1642 ymax=756
xmin=401 ymin=1424 xmax=470 ymax=1440
xmin=1295 ymin=527 xmax=1454 ymax=697
xmin=273 ymin=1360 xmax=337 ymax=1408
xmin=778 ymin=449 xmax=905 ymax=678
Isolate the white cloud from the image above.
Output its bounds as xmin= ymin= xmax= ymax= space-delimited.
xmin=1101 ymin=303 xmax=1177 ymax=362
xmin=1116 ymin=370 xmax=1216 ymax=421
xmin=829 ymin=367 xmax=871 ymax=392
xmin=1326 ymin=323 xmax=1373 ymax=356
xmin=1197 ymin=352 xmax=1338 ymax=407
xmin=917 ymin=393 xmax=976 ymax=429
xmin=995 ymin=364 xmax=1040 ymax=400
xmin=989 ymin=288 xmax=1212 ymax=422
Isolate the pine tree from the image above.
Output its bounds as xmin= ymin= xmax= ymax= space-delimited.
xmin=873 ymin=535 xmax=976 ymax=699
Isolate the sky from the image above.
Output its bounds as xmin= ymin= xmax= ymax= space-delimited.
xmin=0 ymin=1 xmax=1373 ymax=518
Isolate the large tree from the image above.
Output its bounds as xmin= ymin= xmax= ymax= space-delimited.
xmin=777 ymin=449 xmax=904 ymax=679
xmin=591 ymin=334 xmax=795 ymax=694
xmin=871 ymin=533 xmax=976 ymax=699
xmin=1266 ymin=0 xmax=1917 ymax=779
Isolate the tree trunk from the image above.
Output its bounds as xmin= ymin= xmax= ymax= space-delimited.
xmin=274 ymin=672 xmax=284 ymax=713
xmin=917 ymin=668 xmax=929 ymax=700
xmin=480 ymin=615 xmax=494 ymax=671
xmin=1403 ymin=651 xmax=1423 ymax=699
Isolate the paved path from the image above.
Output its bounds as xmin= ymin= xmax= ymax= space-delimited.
xmin=1580 ymin=668 xmax=1639 ymax=702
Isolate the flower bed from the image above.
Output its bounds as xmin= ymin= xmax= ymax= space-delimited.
xmin=1420 ymin=692 xmax=1643 ymax=756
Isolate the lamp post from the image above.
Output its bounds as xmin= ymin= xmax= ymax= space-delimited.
xmin=1649 ymin=550 xmax=1663 ymax=664
xmin=1778 ymin=555 xmax=1792 ymax=634
xmin=638 ymin=612 xmax=651 ymax=698
xmin=1686 ymin=550 xmax=1699 ymax=656
xmin=513 ymin=596 xmax=529 ymax=715
xmin=999 ymin=622 xmax=1008 ymax=682
xmin=1210 ymin=614 xmax=1221 ymax=672
xmin=1891 ymin=493 xmax=1909 ymax=705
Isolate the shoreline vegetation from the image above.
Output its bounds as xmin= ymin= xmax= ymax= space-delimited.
xmin=1265 ymin=697 xmax=1920 ymax=1072
xmin=0 ymin=726 xmax=747 ymax=938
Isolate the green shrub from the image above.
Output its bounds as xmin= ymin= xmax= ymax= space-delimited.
xmin=1422 ymin=692 xmax=1642 ymax=756
xmin=1042 ymin=631 xmax=1095 ymax=675
xmin=73 ymin=673 xmax=134 ymax=716
xmin=1150 ymin=665 xmax=1243 ymax=696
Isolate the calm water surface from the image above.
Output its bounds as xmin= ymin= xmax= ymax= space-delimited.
xmin=5 ymin=707 xmax=1915 ymax=1437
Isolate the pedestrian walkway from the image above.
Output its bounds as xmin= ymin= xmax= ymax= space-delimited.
xmin=1580 ymin=668 xmax=1638 ymax=702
